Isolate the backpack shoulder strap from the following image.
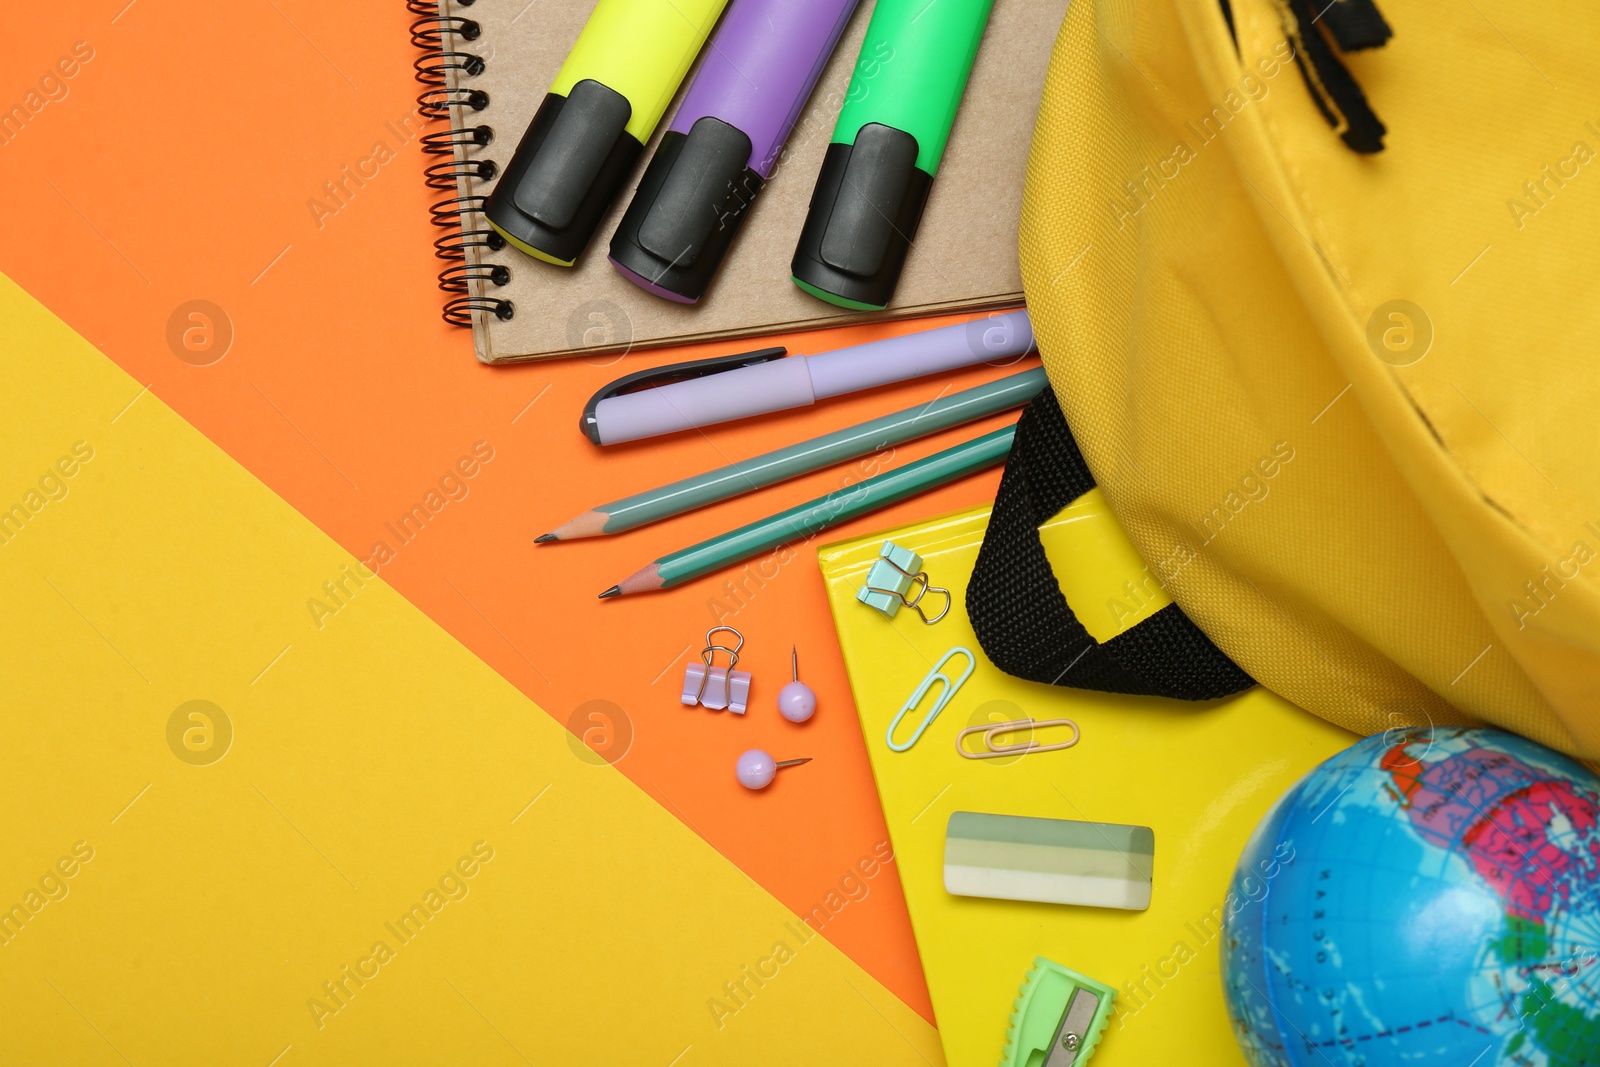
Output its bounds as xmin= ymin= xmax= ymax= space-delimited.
xmin=967 ymin=389 xmax=1255 ymax=700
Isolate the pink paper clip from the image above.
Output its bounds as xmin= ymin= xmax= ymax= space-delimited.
xmin=681 ymin=626 xmax=752 ymax=714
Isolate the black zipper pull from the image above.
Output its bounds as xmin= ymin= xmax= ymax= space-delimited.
xmin=1320 ymin=0 xmax=1393 ymax=52
xmin=1278 ymin=0 xmax=1390 ymax=153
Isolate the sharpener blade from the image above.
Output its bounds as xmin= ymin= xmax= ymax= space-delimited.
xmin=1042 ymin=987 xmax=1101 ymax=1067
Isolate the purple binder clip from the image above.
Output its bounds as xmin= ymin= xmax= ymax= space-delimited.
xmin=682 ymin=626 xmax=753 ymax=714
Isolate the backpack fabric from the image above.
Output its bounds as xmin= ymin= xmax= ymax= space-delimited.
xmin=975 ymin=0 xmax=1600 ymax=761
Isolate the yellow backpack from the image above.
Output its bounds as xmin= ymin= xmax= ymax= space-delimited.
xmin=971 ymin=0 xmax=1600 ymax=762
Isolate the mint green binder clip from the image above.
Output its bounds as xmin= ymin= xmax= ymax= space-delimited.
xmin=856 ymin=541 xmax=951 ymax=624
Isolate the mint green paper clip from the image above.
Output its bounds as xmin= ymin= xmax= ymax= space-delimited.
xmin=886 ymin=647 xmax=974 ymax=752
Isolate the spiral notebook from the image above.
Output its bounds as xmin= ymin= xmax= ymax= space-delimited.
xmin=410 ymin=0 xmax=1069 ymax=363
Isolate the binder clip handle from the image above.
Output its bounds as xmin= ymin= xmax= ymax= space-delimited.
xmin=865 ymin=556 xmax=951 ymax=625
xmin=700 ymin=625 xmax=745 ymax=668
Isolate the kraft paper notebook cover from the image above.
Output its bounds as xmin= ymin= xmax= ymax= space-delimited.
xmin=416 ymin=0 xmax=1068 ymax=363
xmin=817 ymin=496 xmax=1356 ymax=1067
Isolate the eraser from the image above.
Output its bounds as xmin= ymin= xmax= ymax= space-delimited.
xmin=944 ymin=811 xmax=1153 ymax=911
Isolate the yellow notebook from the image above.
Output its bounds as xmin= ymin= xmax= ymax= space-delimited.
xmin=818 ymin=494 xmax=1355 ymax=1067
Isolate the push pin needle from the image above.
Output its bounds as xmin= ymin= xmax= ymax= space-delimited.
xmin=736 ymin=749 xmax=812 ymax=790
xmin=778 ymin=646 xmax=817 ymax=723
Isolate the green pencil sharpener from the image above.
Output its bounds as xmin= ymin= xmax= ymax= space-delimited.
xmin=1002 ymin=958 xmax=1116 ymax=1067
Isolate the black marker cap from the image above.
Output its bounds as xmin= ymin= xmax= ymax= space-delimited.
xmin=608 ymin=117 xmax=764 ymax=303
xmin=790 ymin=123 xmax=933 ymax=310
xmin=484 ymin=80 xmax=643 ymax=266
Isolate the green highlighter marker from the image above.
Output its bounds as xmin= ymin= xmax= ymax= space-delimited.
xmin=790 ymin=0 xmax=995 ymax=310
xmin=484 ymin=0 xmax=730 ymax=267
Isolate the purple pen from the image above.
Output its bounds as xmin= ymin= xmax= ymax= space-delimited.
xmin=584 ymin=310 xmax=1035 ymax=445
xmin=607 ymin=0 xmax=862 ymax=303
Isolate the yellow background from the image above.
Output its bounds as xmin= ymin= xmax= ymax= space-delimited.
xmin=0 ymin=276 xmax=940 ymax=1066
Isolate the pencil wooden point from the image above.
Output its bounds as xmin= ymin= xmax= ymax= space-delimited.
xmin=601 ymin=563 xmax=666 ymax=598
xmin=541 ymin=509 xmax=610 ymax=542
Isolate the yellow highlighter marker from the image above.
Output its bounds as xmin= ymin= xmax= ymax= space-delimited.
xmin=484 ymin=0 xmax=729 ymax=266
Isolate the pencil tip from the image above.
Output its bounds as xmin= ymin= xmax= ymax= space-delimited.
xmin=534 ymin=533 xmax=557 ymax=544
xmin=598 ymin=585 xmax=621 ymax=600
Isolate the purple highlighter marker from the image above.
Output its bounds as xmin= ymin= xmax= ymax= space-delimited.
xmin=608 ymin=0 xmax=862 ymax=303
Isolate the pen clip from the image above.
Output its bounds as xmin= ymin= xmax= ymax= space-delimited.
xmin=580 ymin=346 xmax=787 ymax=444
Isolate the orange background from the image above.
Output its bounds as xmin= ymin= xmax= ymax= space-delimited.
xmin=0 ymin=0 xmax=1034 ymax=1020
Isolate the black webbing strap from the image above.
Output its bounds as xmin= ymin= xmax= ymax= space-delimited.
xmin=967 ymin=390 xmax=1255 ymax=700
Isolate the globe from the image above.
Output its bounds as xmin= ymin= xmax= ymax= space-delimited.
xmin=1222 ymin=726 xmax=1600 ymax=1065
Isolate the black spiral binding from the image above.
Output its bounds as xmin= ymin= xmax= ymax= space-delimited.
xmin=408 ymin=0 xmax=514 ymax=326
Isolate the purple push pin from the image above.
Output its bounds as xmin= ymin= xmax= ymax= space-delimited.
xmin=778 ymin=647 xmax=817 ymax=724
xmin=736 ymin=749 xmax=812 ymax=791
